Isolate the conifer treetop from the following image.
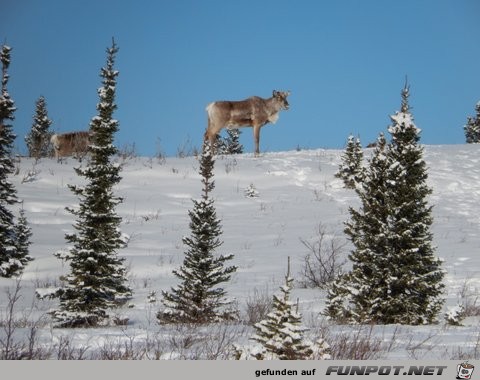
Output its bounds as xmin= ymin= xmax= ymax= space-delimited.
xmin=388 ymin=82 xmax=421 ymax=140
xmin=400 ymin=79 xmax=410 ymax=113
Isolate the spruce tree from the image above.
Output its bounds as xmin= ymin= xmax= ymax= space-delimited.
xmin=0 ymin=44 xmax=18 ymax=277
xmin=335 ymin=135 xmax=364 ymax=189
xmin=382 ymin=84 xmax=444 ymax=324
xmin=464 ymin=101 xmax=480 ymax=143
xmin=224 ymin=129 xmax=243 ymax=154
xmin=326 ymin=84 xmax=444 ymax=325
xmin=214 ymin=133 xmax=226 ymax=154
xmin=25 ymin=96 xmax=53 ymax=159
xmin=0 ymin=45 xmax=32 ymax=277
xmin=52 ymin=39 xmax=131 ymax=327
xmin=326 ymin=133 xmax=390 ymax=322
xmin=216 ymin=129 xmax=243 ymax=155
xmin=15 ymin=207 xmax=33 ymax=268
xmin=158 ymin=142 xmax=237 ymax=324
xmin=251 ymin=258 xmax=328 ymax=360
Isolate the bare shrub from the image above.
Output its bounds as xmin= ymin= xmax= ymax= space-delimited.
xmin=459 ymin=277 xmax=480 ymax=317
xmin=445 ymin=329 xmax=480 ymax=360
xmin=194 ymin=324 xmax=247 ymax=360
xmin=117 ymin=142 xmax=137 ymax=161
xmin=155 ymin=137 xmax=167 ymax=165
xmin=224 ymin=158 xmax=238 ymax=174
xmin=166 ymin=324 xmax=203 ymax=359
xmin=140 ymin=209 xmax=161 ymax=223
xmin=54 ymin=335 xmax=89 ymax=360
xmin=299 ymin=224 xmax=347 ymax=288
xmin=445 ymin=277 xmax=480 ymax=326
xmin=22 ymin=163 xmax=41 ymax=183
xmin=405 ymin=329 xmax=441 ymax=360
xmin=0 ymin=281 xmax=50 ymax=359
xmin=164 ymin=323 xmax=247 ymax=360
xmin=176 ymin=136 xmax=199 ymax=158
xmin=314 ymin=321 xmax=400 ymax=360
xmin=96 ymin=335 xmax=145 ymax=360
xmin=330 ymin=327 xmax=383 ymax=359
xmin=244 ymin=287 xmax=272 ymax=325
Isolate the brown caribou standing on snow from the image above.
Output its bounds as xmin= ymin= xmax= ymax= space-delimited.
xmin=50 ymin=131 xmax=91 ymax=160
xmin=205 ymin=90 xmax=290 ymax=156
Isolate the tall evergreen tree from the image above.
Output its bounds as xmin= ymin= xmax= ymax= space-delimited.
xmin=326 ymin=133 xmax=389 ymax=322
xmin=25 ymin=95 xmax=53 ymax=159
xmin=52 ymin=39 xmax=131 ymax=327
xmin=0 ymin=45 xmax=32 ymax=277
xmin=0 ymin=44 xmax=18 ymax=277
xmin=326 ymin=84 xmax=445 ymax=325
xmin=382 ymin=84 xmax=444 ymax=323
xmin=158 ymin=142 xmax=237 ymax=324
xmin=464 ymin=101 xmax=480 ymax=143
xmin=335 ymin=135 xmax=364 ymax=189
xmin=251 ymin=259 xmax=326 ymax=360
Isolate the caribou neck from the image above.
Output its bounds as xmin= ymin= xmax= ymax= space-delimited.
xmin=265 ymin=96 xmax=283 ymax=115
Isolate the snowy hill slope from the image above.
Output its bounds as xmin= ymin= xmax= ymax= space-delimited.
xmin=1 ymin=144 xmax=480 ymax=359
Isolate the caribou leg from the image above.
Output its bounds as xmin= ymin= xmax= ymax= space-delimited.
xmin=253 ymin=125 xmax=261 ymax=157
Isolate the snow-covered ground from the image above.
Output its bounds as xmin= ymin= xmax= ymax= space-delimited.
xmin=1 ymin=144 xmax=480 ymax=359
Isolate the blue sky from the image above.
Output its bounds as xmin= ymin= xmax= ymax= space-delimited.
xmin=2 ymin=0 xmax=480 ymax=156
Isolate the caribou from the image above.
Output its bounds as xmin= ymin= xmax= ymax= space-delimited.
xmin=50 ymin=131 xmax=91 ymax=160
xmin=205 ymin=90 xmax=290 ymax=156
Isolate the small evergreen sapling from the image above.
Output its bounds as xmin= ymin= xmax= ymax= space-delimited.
xmin=216 ymin=129 xmax=243 ymax=155
xmin=335 ymin=135 xmax=364 ymax=189
xmin=51 ymin=39 xmax=131 ymax=327
xmin=464 ymin=101 xmax=480 ymax=143
xmin=244 ymin=183 xmax=259 ymax=198
xmin=25 ymin=96 xmax=53 ymax=159
xmin=158 ymin=142 xmax=237 ymax=324
xmin=224 ymin=128 xmax=243 ymax=154
xmin=251 ymin=258 xmax=330 ymax=360
xmin=15 ymin=208 xmax=33 ymax=269
xmin=444 ymin=304 xmax=465 ymax=326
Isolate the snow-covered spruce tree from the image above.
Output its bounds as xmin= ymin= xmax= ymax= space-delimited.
xmin=335 ymin=135 xmax=364 ymax=189
xmin=0 ymin=45 xmax=32 ymax=277
xmin=326 ymin=84 xmax=445 ymax=325
xmin=382 ymin=84 xmax=444 ymax=324
xmin=464 ymin=101 xmax=480 ymax=143
xmin=251 ymin=258 xmax=330 ymax=360
xmin=0 ymin=44 xmax=18 ymax=277
xmin=25 ymin=96 xmax=53 ymax=159
xmin=216 ymin=129 xmax=243 ymax=155
xmin=158 ymin=142 xmax=237 ymax=324
xmin=223 ymin=128 xmax=243 ymax=154
xmin=214 ymin=133 xmax=227 ymax=154
xmin=15 ymin=207 xmax=33 ymax=268
xmin=52 ymin=39 xmax=132 ymax=327
xmin=325 ymin=133 xmax=390 ymax=322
